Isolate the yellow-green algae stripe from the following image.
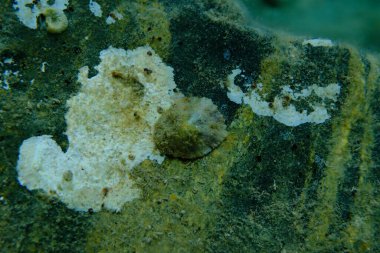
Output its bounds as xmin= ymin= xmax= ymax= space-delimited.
xmin=305 ymin=48 xmax=367 ymax=248
xmin=342 ymin=54 xmax=380 ymax=252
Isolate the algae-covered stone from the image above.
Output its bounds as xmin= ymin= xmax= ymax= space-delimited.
xmin=154 ymin=96 xmax=228 ymax=159
xmin=1 ymin=0 xmax=380 ymax=252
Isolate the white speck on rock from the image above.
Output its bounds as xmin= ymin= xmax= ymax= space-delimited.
xmin=89 ymin=0 xmax=102 ymax=17
xmin=41 ymin=62 xmax=48 ymax=72
xmin=106 ymin=11 xmax=123 ymax=25
xmin=106 ymin=16 xmax=116 ymax=24
xmin=4 ymin=58 xmax=14 ymax=64
xmin=302 ymin=39 xmax=334 ymax=47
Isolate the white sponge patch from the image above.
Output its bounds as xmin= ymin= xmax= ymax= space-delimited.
xmin=17 ymin=46 xmax=178 ymax=212
xmin=226 ymin=68 xmax=341 ymax=127
xmin=13 ymin=0 xmax=69 ymax=29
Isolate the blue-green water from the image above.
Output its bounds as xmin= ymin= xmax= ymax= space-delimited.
xmin=237 ymin=0 xmax=380 ymax=51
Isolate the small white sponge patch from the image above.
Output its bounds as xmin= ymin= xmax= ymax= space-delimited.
xmin=13 ymin=0 xmax=69 ymax=29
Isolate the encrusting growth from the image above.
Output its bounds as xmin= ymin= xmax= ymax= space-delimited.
xmin=154 ymin=97 xmax=228 ymax=159
xmin=43 ymin=8 xmax=68 ymax=34
xmin=13 ymin=0 xmax=69 ymax=33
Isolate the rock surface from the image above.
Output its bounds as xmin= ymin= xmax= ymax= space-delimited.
xmin=154 ymin=96 xmax=227 ymax=159
xmin=0 ymin=0 xmax=379 ymax=252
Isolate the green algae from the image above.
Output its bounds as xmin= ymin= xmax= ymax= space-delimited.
xmin=84 ymin=105 xmax=255 ymax=253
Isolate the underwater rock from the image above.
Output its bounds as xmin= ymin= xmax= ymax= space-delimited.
xmin=154 ymin=96 xmax=228 ymax=159
xmin=2 ymin=0 xmax=380 ymax=252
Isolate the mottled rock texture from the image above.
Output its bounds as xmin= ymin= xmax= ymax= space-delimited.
xmin=154 ymin=96 xmax=227 ymax=159
xmin=0 ymin=0 xmax=379 ymax=252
